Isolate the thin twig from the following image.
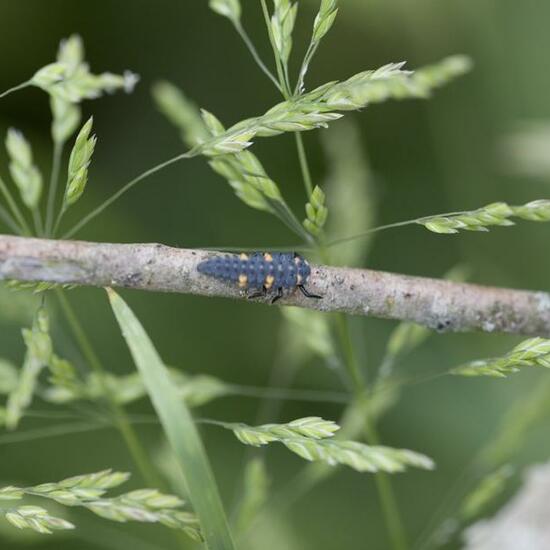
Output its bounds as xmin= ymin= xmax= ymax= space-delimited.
xmin=0 ymin=80 xmax=31 ymax=99
xmin=0 ymin=235 xmax=549 ymax=337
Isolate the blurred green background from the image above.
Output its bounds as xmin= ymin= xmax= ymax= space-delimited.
xmin=1 ymin=1 xmax=549 ymax=549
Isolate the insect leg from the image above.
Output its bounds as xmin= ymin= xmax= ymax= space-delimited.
xmin=271 ymin=287 xmax=284 ymax=304
xmin=248 ymin=286 xmax=267 ymax=300
xmin=298 ymin=285 xmax=323 ymax=300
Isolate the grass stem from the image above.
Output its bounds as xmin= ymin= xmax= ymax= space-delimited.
xmin=45 ymin=140 xmax=64 ymax=236
xmin=294 ymin=132 xmax=314 ymax=198
xmin=233 ymin=20 xmax=282 ymax=93
xmin=0 ymin=80 xmax=31 ymax=99
xmin=62 ymin=151 xmax=194 ymax=239
xmin=55 ymin=290 xmax=164 ymax=490
xmin=0 ymin=177 xmax=32 ymax=236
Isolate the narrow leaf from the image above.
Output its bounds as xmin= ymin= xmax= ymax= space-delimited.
xmin=107 ymin=289 xmax=235 ymax=550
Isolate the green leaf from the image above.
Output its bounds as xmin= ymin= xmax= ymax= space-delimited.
xmin=107 ymin=289 xmax=235 ymax=550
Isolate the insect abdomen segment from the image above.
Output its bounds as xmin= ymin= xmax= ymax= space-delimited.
xmin=197 ymin=252 xmax=320 ymax=303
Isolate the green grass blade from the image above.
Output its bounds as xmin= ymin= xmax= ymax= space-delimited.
xmin=107 ymin=288 xmax=235 ymax=550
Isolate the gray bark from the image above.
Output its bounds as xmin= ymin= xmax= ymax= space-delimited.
xmin=1 ymin=234 xmax=549 ymax=337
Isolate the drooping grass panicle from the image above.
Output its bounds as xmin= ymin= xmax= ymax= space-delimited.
xmin=452 ymin=337 xmax=550 ymax=378
xmin=152 ymin=81 xmax=311 ymax=241
xmin=45 ymin=35 xmax=137 ymax=236
xmin=311 ymin=55 xmax=471 ymax=111
xmin=418 ymin=200 xmax=550 ymax=234
xmin=0 ymin=470 xmax=200 ymax=540
xmin=42 ymin=367 xmax=230 ymax=409
xmin=5 ymin=308 xmax=52 ymax=430
xmin=61 ymin=52 xmax=470 ymax=238
xmin=327 ymin=198 xmax=549 ymax=249
xmin=184 ymin=55 xmax=470 ymax=158
xmin=198 ymin=111 xmax=309 ymax=239
xmin=5 ymin=129 xmax=43 ymax=211
xmin=220 ymin=417 xmax=434 ymax=474
xmin=282 ymin=438 xmax=435 ymax=473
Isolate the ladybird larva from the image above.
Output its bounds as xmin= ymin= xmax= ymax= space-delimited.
xmin=197 ymin=252 xmax=322 ymax=304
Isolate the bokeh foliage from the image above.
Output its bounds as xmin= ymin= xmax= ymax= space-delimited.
xmin=1 ymin=1 xmax=550 ymax=549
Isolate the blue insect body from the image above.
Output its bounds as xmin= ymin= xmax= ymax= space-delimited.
xmin=197 ymin=252 xmax=322 ymax=304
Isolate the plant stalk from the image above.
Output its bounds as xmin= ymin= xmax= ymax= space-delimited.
xmin=55 ymin=290 xmax=163 ymax=490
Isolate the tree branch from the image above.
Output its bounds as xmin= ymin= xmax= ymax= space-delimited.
xmin=0 ymin=234 xmax=549 ymax=337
